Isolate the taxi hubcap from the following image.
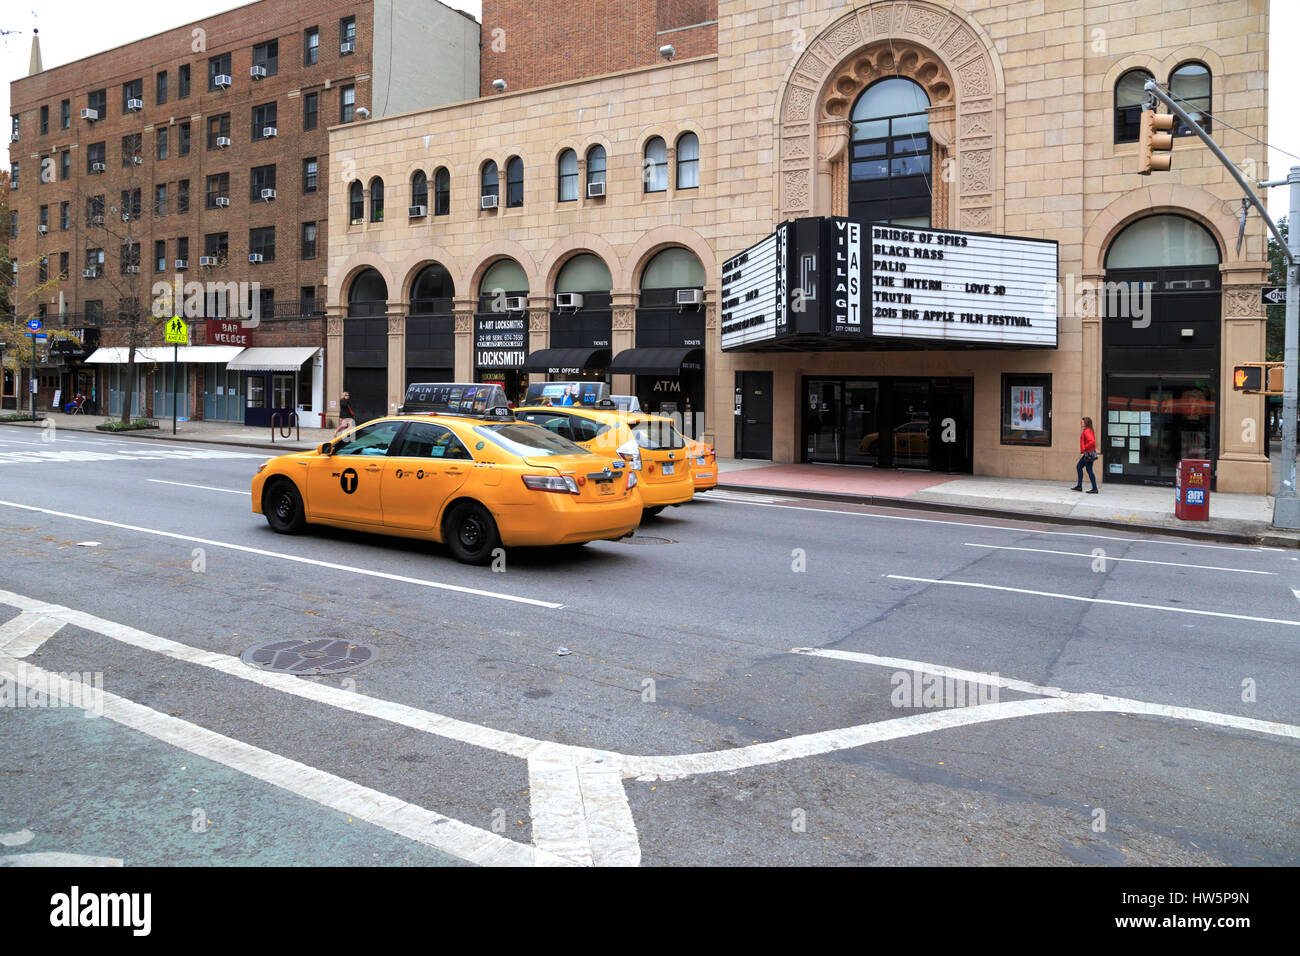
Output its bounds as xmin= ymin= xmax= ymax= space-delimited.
xmin=275 ymin=493 xmax=293 ymax=520
xmin=460 ymin=516 xmax=484 ymax=548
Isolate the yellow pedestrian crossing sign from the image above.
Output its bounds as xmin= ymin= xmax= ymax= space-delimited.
xmin=164 ymin=315 xmax=189 ymax=345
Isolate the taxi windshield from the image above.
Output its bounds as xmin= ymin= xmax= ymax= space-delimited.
xmin=630 ymin=419 xmax=686 ymax=450
xmin=474 ymin=423 xmax=589 ymax=457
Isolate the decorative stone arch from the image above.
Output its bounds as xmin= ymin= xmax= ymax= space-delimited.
xmin=539 ymin=233 xmax=625 ymax=294
xmin=625 ymin=226 xmax=720 ymax=290
xmin=1081 ymin=184 xmax=1240 ymax=275
xmin=775 ymin=0 xmax=1004 ymax=232
xmin=397 ymin=251 xmax=464 ymax=303
xmin=403 ymin=164 xmax=431 ymax=203
xmin=467 ymin=240 xmax=540 ymax=297
xmin=334 ymin=257 xmax=397 ymax=310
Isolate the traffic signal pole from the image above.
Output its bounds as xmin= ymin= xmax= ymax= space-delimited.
xmin=1141 ymin=80 xmax=1300 ymax=529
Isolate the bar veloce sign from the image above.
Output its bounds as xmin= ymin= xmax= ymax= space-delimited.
xmin=721 ymin=217 xmax=1058 ymax=350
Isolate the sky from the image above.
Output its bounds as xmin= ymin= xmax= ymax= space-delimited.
xmin=2 ymin=0 xmax=1297 ymax=218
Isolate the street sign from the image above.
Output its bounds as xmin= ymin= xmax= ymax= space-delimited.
xmin=1261 ymin=286 xmax=1287 ymax=306
xmin=164 ymin=315 xmax=189 ymax=345
xmin=26 ymin=318 xmax=42 ymax=331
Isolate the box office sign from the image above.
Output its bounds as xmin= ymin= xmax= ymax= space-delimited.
xmin=474 ymin=315 xmax=527 ymax=369
xmin=206 ymin=319 xmax=250 ymax=347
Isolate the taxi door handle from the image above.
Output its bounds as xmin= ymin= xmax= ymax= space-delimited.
xmin=365 ymin=465 xmax=382 ymax=472
xmin=445 ymin=466 xmax=466 ymax=474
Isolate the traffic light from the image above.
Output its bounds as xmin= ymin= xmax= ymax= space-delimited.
xmin=1234 ymin=365 xmax=1261 ymax=391
xmin=1268 ymin=364 xmax=1285 ymax=394
xmin=1138 ymin=109 xmax=1174 ymax=175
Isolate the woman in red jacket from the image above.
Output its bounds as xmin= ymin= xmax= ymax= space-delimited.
xmin=1071 ymin=416 xmax=1099 ymax=493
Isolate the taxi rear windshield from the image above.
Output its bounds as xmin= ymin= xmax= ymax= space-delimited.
xmin=630 ymin=420 xmax=686 ymax=450
xmin=474 ymin=423 xmax=588 ymax=457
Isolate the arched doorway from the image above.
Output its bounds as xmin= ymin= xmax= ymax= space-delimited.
xmin=524 ymin=253 xmax=612 ymax=381
xmin=475 ymin=258 xmax=529 ymax=401
xmin=345 ymin=268 xmax=389 ymax=423
xmin=849 ymin=77 xmax=933 ymax=227
xmin=407 ymin=263 xmax=454 ymax=390
xmin=1103 ymin=214 xmax=1222 ymax=486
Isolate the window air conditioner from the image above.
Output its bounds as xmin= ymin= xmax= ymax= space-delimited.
xmin=215 ymin=196 xmax=230 ymax=207
xmin=125 ymin=265 xmax=140 ymax=274
xmin=199 ymin=255 xmax=218 ymax=266
xmin=555 ymin=292 xmax=584 ymax=309
xmin=340 ymin=40 xmax=355 ymax=55
xmin=504 ymin=296 xmax=527 ymax=312
xmin=81 ymin=108 xmax=99 ymax=121
xmin=37 ymin=224 xmax=48 ymax=235
xmin=127 ymin=98 xmax=143 ymax=112
xmin=408 ymin=205 xmax=427 ymax=218
xmin=249 ymin=253 xmax=264 ymax=264
xmin=260 ymin=188 xmax=276 ymax=200
xmin=216 ymin=136 xmax=231 ymax=148
xmin=250 ymin=65 xmax=267 ymax=79
xmin=215 ymin=74 xmax=232 ymax=89
xmin=480 ymin=194 xmax=498 ymax=210
xmin=175 ymin=259 xmax=188 ymax=270
xmin=676 ymin=289 xmax=703 ymax=306
xmin=91 ymin=162 xmax=106 ymax=173
xmin=262 ymin=127 xmax=277 ymax=138
xmin=587 ymin=181 xmax=606 ymax=198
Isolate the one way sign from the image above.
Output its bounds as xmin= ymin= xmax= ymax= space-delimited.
xmin=1261 ymin=286 xmax=1288 ymax=306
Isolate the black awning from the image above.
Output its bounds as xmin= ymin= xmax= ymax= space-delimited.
xmin=609 ymin=347 xmax=704 ymax=376
xmin=522 ymin=347 xmax=611 ymax=373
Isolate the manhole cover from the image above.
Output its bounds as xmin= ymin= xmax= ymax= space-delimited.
xmin=619 ymin=534 xmax=675 ymax=545
xmin=240 ymin=638 xmax=376 ymax=675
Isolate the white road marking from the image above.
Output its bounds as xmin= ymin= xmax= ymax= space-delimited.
xmin=0 ymin=502 xmax=564 ymax=609
xmin=0 ymin=830 xmax=35 ymax=847
xmin=706 ymin=490 xmax=798 ymax=505
xmin=708 ymin=496 xmax=1265 ymax=552
xmin=527 ymin=753 xmax=641 ymax=867
xmin=963 ymin=542 xmax=1274 ymax=574
xmin=0 ymin=853 xmax=124 ymax=867
xmin=1292 ymin=588 xmax=1300 ymax=604
xmin=0 ymin=611 xmax=66 ymax=658
xmin=0 ymin=448 xmax=261 ymax=465
xmin=147 ymin=479 xmax=248 ymax=495
xmin=887 ymin=574 xmax=1300 ymax=627
xmin=0 ymin=654 xmax=569 ymax=867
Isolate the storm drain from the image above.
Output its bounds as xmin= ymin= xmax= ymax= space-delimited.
xmin=240 ymin=638 xmax=377 ymax=675
xmin=618 ymin=534 xmax=676 ymax=545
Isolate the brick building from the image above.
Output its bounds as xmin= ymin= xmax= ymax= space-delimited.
xmin=7 ymin=0 xmax=478 ymax=424
xmin=328 ymin=0 xmax=1272 ymax=492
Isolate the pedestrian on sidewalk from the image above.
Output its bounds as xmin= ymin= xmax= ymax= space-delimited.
xmin=333 ymin=391 xmax=356 ymax=437
xmin=1071 ymin=416 xmax=1099 ymax=493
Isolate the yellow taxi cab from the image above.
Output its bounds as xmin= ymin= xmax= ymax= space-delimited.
xmin=515 ymin=391 xmax=694 ymax=517
xmin=251 ymin=383 xmax=643 ymax=564
xmin=683 ymin=437 xmax=717 ymax=492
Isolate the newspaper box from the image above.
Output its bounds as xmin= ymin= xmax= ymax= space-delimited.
xmin=1174 ymin=458 xmax=1211 ymax=521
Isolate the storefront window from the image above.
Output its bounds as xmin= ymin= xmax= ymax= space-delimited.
xmin=273 ymin=373 xmax=294 ymax=409
xmin=1001 ymin=374 xmax=1052 ymax=446
xmin=246 ymin=376 xmax=265 ymax=409
xmin=1104 ymin=375 xmax=1215 ymax=483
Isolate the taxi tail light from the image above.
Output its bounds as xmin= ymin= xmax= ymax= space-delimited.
xmin=522 ymin=474 xmax=580 ymax=495
xmin=626 ymin=471 xmax=638 ymax=490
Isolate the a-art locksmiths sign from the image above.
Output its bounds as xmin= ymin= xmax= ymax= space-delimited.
xmin=474 ymin=315 xmax=527 ymax=368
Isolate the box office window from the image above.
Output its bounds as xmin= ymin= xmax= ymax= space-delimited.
xmin=1001 ymin=374 xmax=1051 ymax=446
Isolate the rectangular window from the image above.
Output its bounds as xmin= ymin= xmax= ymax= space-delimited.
xmin=87 ymin=142 xmax=105 ymax=173
xmin=340 ymin=16 xmax=356 ymax=45
xmin=301 ymin=286 xmax=316 ymax=316
xmin=59 ymin=251 xmax=69 ymax=278
xmin=156 ymin=70 xmax=168 ymax=105
xmin=1001 ymin=374 xmax=1052 ymax=447
xmin=156 ymin=126 xmax=169 ymax=160
xmin=251 ymin=102 xmax=277 ymax=140
xmin=86 ymin=195 xmax=104 ymax=224
xmin=120 ymin=189 xmax=141 ymax=219
xmin=304 ymin=27 xmax=319 ymax=65
xmin=249 ymin=226 xmax=276 ymax=263
xmin=339 ymin=85 xmax=355 ymax=123
xmin=250 ymin=164 xmax=277 ymax=201
xmin=87 ymin=89 xmax=106 ymax=118
xmin=252 ymin=40 xmax=279 ymax=77
xmin=177 ymin=179 xmax=190 ymax=214
xmin=8 ymin=211 xmax=15 ymax=239
xmin=207 ymin=114 xmax=230 ymax=149
xmin=155 ymin=239 xmax=167 ymax=272
xmin=121 ymin=133 xmax=143 ymax=167
xmin=178 ymin=64 xmax=191 ymax=99
xmin=301 ymin=221 xmax=317 ymax=259
xmin=9 ymin=161 xmax=17 ymax=190
xmin=60 ymin=99 xmax=70 ymax=129
xmin=178 ymin=121 xmax=191 ymax=156
xmin=39 ymin=256 xmax=48 ymax=283
xmin=121 ymin=79 xmax=143 ymax=113
xmin=208 ymin=53 xmax=232 ymax=91
xmin=205 ymin=173 xmax=229 ymax=208
xmin=302 ymin=157 xmax=318 ymax=193
xmin=39 ymin=205 xmax=48 ymax=229
xmin=177 ymin=237 xmax=189 ymax=264
xmin=119 ymin=241 xmax=140 ymax=274
xmin=39 ymin=105 xmax=49 ymax=135
xmin=86 ymin=249 xmax=105 ymax=274
xmin=60 ymin=202 xmax=70 ymax=231
xmin=303 ymin=92 xmax=318 ymax=131
xmin=60 ymin=150 xmax=70 ymax=180
xmin=204 ymin=232 xmax=228 ymax=258
xmin=155 ymin=183 xmax=168 ymax=217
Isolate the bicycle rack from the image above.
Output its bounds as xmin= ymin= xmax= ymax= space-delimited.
xmin=270 ymin=411 xmax=300 ymax=443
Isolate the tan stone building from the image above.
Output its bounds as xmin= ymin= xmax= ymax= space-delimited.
xmin=326 ymin=0 xmax=1273 ymax=492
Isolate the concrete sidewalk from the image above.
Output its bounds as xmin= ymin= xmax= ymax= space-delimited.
xmin=716 ymin=457 xmax=1300 ymax=547
xmin=0 ymin=411 xmax=333 ymax=452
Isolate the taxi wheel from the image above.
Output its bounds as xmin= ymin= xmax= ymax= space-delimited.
xmin=264 ymin=480 xmax=306 ymax=534
xmin=444 ymin=501 xmax=500 ymax=565
xmin=643 ymin=506 xmax=666 ymax=518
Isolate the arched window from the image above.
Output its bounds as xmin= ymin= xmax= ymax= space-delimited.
xmin=1170 ymin=62 xmax=1211 ymax=136
xmin=1114 ymin=68 xmax=1154 ymax=144
xmin=1104 ymin=214 xmax=1220 ymax=270
xmin=348 ymin=180 xmax=364 ymax=223
xmin=410 ymin=170 xmax=427 ymax=210
xmin=481 ymin=161 xmax=499 ymax=202
xmin=506 ymin=156 xmax=524 ymax=208
xmin=586 ymin=145 xmax=606 ymax=195
xmin=558 ymin=149 xmax=578 ymax=202
xmin=640 ymin=247 xmax=705 ymax=290
xmin=850 ymin=77 xmax=931 ymax=227
xmin=369 ymin=177 xmax=384 ymax=222
xmin=556 ymin=253 xmax=612 ymax=295
xmin=409 ymin=262 xmax=454 ymax=313
xmin=433 ymin=167 xmax=450 ymax=216
xmin=675 ymin=132 xmax=699 ymax=190
xmin=643 ymin=137 xmax=667 ymax=193
xmin=347 ymin=268 xmax=388 ymax=316
xmin=479 ymin=258 xmax=529 ymax=311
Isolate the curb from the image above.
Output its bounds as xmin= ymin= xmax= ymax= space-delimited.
xmin=715 ymin=480 xmax=1292 ymax=547
xmin=0 ymin=418 xmax=320 ymax=453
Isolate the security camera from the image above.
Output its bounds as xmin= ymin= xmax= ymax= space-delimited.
xmin=659 ymin=44 xmax=675 ymax=61
xmin=356 ymin=106 xmax=370 ymax=118
xmin=492 ymin=78 xmax=507 ymax=92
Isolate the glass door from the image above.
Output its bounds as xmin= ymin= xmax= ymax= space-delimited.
xmin=805 ymin=380 xmax=841 ymax=463
xmin=890 ymin=380 xmax=931 ymax=469
xmin=842 ymin=380 xmax=882 ymax=466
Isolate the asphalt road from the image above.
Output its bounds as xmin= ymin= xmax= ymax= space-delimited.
xmin=0 ymin=425 xmax=1296 ymax=866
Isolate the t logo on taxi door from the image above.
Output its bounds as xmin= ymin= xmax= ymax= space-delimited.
xmin=340 ymin=467 xmax=359 ymax=494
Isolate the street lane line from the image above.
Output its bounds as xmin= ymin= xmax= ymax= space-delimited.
xmin=707 ymin=497 xmax=1265 ymax=552
xmin=147 ymin=479 xmax=249 ymax=495
xmin=0 ymin=853 xmax=124 ymax=867
xmin=887 ymin=574 xmax=1300 ymax=627
xmin=0 ymin=654 xmax=570 ymax=867
xmin=527 ymin=751 xmax=641 ymax=867
xmin=0 ymin=501 xmax=563 ymax=609
xmin=963 ymin=542 xmax=1274 ymax=574
xmin=0 ymin=613 xmax=67 ymax=658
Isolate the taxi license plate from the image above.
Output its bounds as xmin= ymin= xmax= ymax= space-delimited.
xmin=597 ymin=481 xmax=615 ymax=496
xmin=662 ymin=463 xmax=675 ymax=476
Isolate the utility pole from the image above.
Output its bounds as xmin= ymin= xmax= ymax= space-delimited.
xmin=1142 ymin=80 xmax=1299 ymax=528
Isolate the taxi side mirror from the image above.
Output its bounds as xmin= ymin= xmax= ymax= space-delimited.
xmin=317 ymin=441 xmax=335 ymax=456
